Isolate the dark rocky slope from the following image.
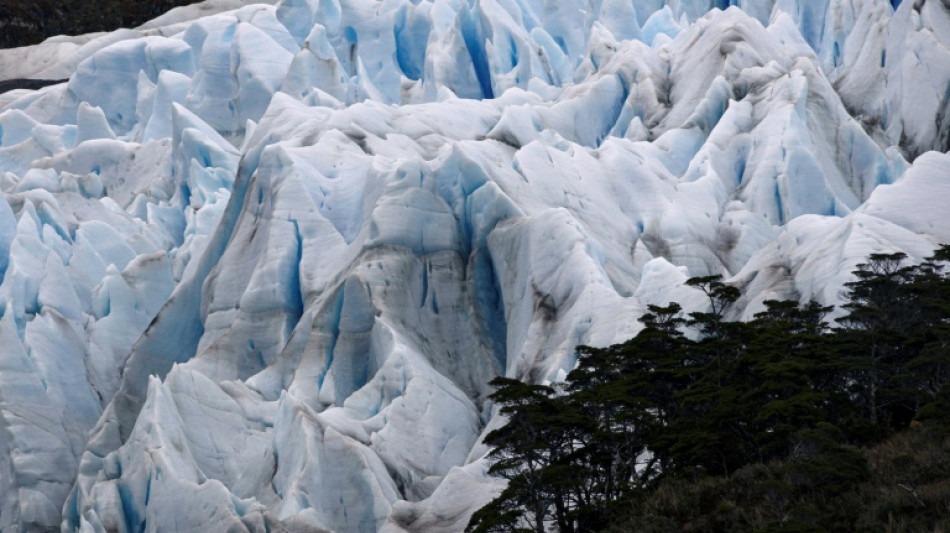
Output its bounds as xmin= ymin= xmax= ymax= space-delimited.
xmin=0 ymin=0 xmax=201 ymax=48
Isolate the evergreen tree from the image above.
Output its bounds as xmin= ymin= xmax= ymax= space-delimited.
xmin=906 ymin=245 xmax=950 ymax=426
xmin=653 ymin=276 xmax=752 ymax=476
xmin=837 ymin=253 xmax=924 ymax=430
xmin=743 ymin=300 xmax=839 ymax=459
xmin=566 ymin=304 xmax=689 ymax=526
xmin=469 ymin=378 xmax=591 ymax=533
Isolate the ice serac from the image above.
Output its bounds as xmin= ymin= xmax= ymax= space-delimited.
xmin=733 ymin=150 xmax=950 ymax=319
xmin=883 ymin=0 xmax=950 ymax=157
xmin=0 ymin=1 xmax=946 ymax=532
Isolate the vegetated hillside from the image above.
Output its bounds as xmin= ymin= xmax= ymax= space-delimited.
xmin=471 ymin=249 xmax=950 ymax=533
xmin=607 ymin=426 xmax=950 ymax=533
xmin=0 ymin=0 xmax=201 ymax=48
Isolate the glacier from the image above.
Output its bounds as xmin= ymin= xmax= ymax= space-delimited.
xmin=0 ymin=0 xmax=948 ymax=531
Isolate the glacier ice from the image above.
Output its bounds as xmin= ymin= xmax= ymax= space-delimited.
xmin=0 ymin=0 xmax=947 ymax=531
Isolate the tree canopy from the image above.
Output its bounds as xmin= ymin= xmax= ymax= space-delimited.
xmin=469 ymin=246 xmax=950 ymax=533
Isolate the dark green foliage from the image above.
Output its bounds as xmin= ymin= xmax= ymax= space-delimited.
xmin=606 ymin=424 xmax=950 ymax=533
xmin=470 ymin=378 xmax=596 ymax=533
xmin=470 ymin=246 xmax=950 ymax=532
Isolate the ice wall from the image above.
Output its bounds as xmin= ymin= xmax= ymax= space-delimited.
xmin=0 ymin=1 xmax=947 ymax=531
